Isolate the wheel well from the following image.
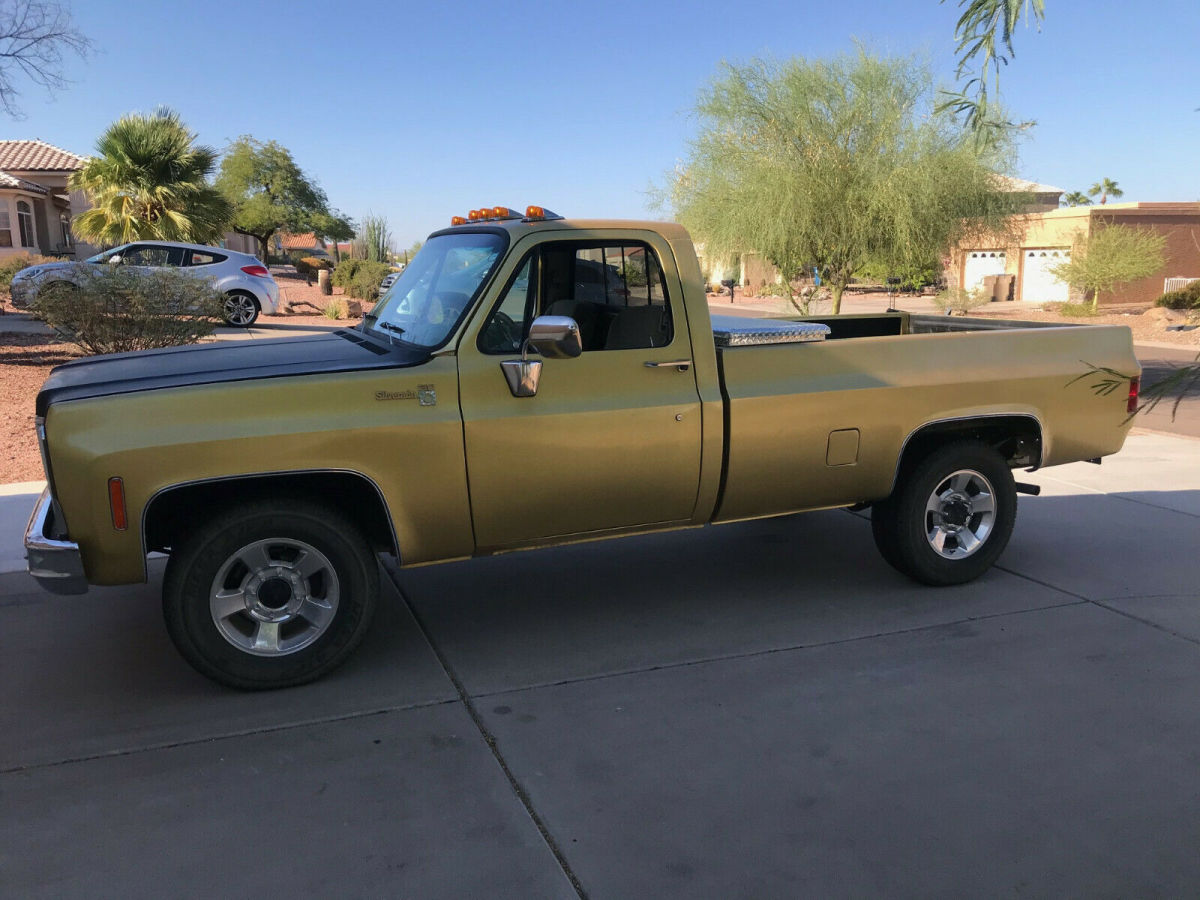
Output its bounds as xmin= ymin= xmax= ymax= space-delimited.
xmin=143 ymin=472 xmax=397 ymax=558
xmin=890 ymin=416 xmax=1042 ymax=492
xmin=225 ymin=289 xmax=260 ymax=304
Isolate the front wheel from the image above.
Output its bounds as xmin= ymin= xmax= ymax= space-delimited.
xmin=223 ymin=291 xmax=260 ymax=326
xmin=871 ymin=441 xmax=1017 ymax=586
xmin=163 ymin=500 xmax=379 ymax=689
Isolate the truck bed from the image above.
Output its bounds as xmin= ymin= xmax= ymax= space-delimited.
xmin=709 ymin=312 xmax=1138 ymax=522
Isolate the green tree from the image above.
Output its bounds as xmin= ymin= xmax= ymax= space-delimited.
xmin=1061 ymin=191 xmax=1092 ymax=207
xmin=311 ymin=209 xmax=354 ymax=263
xmin=1088 ymin=178 xmax=1123 ymax=205
xmin=1048 ymin=225 xmax=1165 ymax=311
xmin=216 ymin=137 xmax=339 ymax=262
xmin=70 ymin=109 xmax=232 ymax=246
xmin=666 ymin=51 xmax=1019 ymax=315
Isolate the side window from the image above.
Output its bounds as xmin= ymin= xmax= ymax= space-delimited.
xmin=188 ymin=250 xmax=225 ymax=266
xmin=478 ymin=253 xmax=535 ymax=354
xmin=543 ymin=242 xmax=673 ymax=351
xmin=123 ymin=245 xmax=185 ymax=267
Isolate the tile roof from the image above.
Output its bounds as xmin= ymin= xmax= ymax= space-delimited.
xmin=0 ymin=170 xmax=49 ymax=194
xmin=0 ymin=139 xmax=86 ymax=171
xmin=279 ymin=232 xmax=324 ymax=250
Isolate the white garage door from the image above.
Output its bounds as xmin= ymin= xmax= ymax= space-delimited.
xmin=1021 ymin=248 xmax=1071 ymax=303
xmin=963 ymin=250 xmax=1007 ymax=291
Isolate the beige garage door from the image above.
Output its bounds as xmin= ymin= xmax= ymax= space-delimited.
xmin=963 ymin=250 xmax=1007 ymax=291
xmin=1021 ymin=249 xmax=1071 ymax=303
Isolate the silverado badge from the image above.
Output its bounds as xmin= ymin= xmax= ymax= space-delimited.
xmin=375 ymin=385 xmax=437 ymax=406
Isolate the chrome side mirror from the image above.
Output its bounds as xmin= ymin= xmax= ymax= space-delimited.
xmin=526 ymin=315 xmax=582 ymax=359
xmin=500 ymin=315 xmax=581 ymax=398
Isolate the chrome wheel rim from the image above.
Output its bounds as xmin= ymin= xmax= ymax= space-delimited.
xmin=924 ymin=469 xmax=997 ymax=560
xmin=224 ymin=295 xmax=256 ymax=325
xmin=209 ymin=538 xmax=340 ymax=656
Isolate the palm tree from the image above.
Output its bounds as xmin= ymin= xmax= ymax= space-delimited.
xmin=1061 ymin=191 xmax=1092 ymax=207
xmin=1088 ymin=178 xmax=1124 ymax=205
xmin=70 ymin=109 xmax=232 ymax=247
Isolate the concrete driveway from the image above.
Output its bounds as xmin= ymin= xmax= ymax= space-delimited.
xmin=1 ymin=432 xmax=1198 ymax=897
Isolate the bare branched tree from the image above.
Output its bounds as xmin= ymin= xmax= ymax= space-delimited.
xmin=0 ymin=0 xmax=90 ymax=118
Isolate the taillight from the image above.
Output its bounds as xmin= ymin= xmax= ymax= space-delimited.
xmin=108 ymin=477 xmax=127 ymax=531
xmin=1127 ymin=376 xmax=1140 ymax=414
xmin=241 ymin=265 xmax=269 ymax=277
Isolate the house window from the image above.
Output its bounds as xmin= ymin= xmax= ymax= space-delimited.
xmin=0 ymin=208 xmax=11 ymax=248
xmin=17 ymin=200 xmax=34 ymax=248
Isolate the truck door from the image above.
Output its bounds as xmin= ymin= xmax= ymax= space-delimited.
xmin=457 ymin=233 xmax=703 ymax=550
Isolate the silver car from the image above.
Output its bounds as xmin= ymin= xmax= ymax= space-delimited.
xmin=9 ymin=241 xmax=281 ymax=326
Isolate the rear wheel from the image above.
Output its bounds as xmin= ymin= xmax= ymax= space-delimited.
xmin=223 ymin=291 xmax=260 ymax=326
xmin=872 ymin=441 xmax=1017 ymax=586
xmin=163 ymin=500 xmax=378 ymax=689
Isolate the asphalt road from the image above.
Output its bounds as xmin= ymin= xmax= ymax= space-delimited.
xmin=1136 ymin=344 xmax=1200 ymax=438
xmin=2 ymin=434 xmax=1199 ymax=898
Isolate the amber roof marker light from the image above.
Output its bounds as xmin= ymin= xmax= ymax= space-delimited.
xmin=523 ymin=206 xmax=564 ymax=222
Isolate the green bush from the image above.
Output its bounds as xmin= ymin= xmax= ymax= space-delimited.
xmin=1155 ymin=280 xmax=1200 ymax=310
xmin=345 ymin=260 xmax=392 ymax=301
xmin=332 ymin=258 xmax=364 ymax=288
xmin=0 ymin=253 xmax=58 ymax=294
xmin=933 ymin=285 xmax=990 ymax=315
xmin=30 ymin=266 xmax=224 ymax=355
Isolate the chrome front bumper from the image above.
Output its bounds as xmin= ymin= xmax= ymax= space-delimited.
xmin=24 ymin=488 xmax=88 ymax=594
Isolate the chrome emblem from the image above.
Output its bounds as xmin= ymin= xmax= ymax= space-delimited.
xmin=374 ymin=384 xmax=437 ymax=406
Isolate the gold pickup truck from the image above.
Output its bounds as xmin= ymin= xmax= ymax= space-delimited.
xmin=25 ymin=208 xmax=1140 ymax=689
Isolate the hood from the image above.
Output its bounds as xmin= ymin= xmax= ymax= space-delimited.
xmin=37 ymin=329 xmax=430 ymax=416
xmin=16 ymin=261 xmax=80 ymax=280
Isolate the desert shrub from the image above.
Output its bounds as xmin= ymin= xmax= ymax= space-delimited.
xmin=294 ymin=256 xmax=333 ymax=277
xmin=1155 ymin=280 xmax=1200 ymax=310
xmin=933 ymin=285 xmax=990 ymax=315
xmin=1055 ymin=301 xmax=1097 ymax=318
xmin=756 ymin=280 xmax=791 ymax=297
xmin=322 ymin=299 xmax=347 ymax=319
xmin=30 ymin=266 xmax=223 ymax=355
xmin=332 ymin=258 xmax=364 ymax=288
xmin=0 ymin=253 xmax=58 ymax=294
xmin=346 ymin=260 xmax=392 ymax=301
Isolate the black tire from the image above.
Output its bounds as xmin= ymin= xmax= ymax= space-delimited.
xmin=223 ymin=291 xmax=260 ymax=326
xmin=871 ymin=441 xmax=1017 ymax=586
xmin=163 ymin=500 xmax=379 ymax=690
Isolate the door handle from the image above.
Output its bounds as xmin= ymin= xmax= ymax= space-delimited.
xmin=644 ymin=359 xmax=692 ymax=371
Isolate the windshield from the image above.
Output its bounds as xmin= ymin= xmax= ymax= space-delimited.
xmin=365 ymin=232 xmax=506 ymax=348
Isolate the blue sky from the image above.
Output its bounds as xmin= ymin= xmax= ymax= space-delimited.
xmin=9 ymin=0 xmax=1199 ymax=246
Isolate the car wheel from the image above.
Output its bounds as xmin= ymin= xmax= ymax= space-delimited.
xmin=223 ymin=291 xmax=260 ymax=326
xmin=871 ymin=441 xmax=1017 ymax=586
xmin=163 ymin=500 xmax=379 ymax=690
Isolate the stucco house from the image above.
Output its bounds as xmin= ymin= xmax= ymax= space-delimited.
xmin=0 ymin=139 xmax=93 ymax=260
xmin=951 ymin=201 xmax=1200 ymax=306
